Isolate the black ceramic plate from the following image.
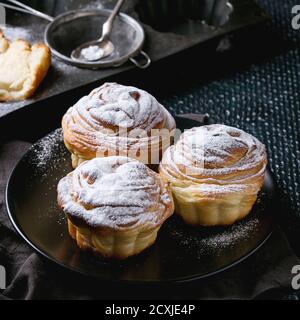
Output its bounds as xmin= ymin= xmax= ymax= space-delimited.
xmin=6 ymin=117 xmax=275 ymax=283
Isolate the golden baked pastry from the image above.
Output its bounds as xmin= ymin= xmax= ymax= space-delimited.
xmin=0 ymin=30 xmax=51 ymax=102
xmin=57 ymin=156 xmax=174 ymax=259
xmin=159 ymin=124 xmax=267 ymax=226
xmin=62 ymin=83 xmax=176 ymax=168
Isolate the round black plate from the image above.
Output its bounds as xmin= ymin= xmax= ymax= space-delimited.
xmin=6 ymin=117 xmax=275 ymax=283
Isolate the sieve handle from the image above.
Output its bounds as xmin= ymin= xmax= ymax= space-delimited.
xmin=130 ymin=51 xmax=151 ymax=69
xmin=4 ymin=0 xmax=54 ymax=22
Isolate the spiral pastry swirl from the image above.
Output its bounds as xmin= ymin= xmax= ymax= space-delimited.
xmin=58 ymin=157 xmax=174 ymax=259
xmin=62 ymin=83 xmax=176 ymax=168
xmin=160 ymin=125 xmax=267 ymax=226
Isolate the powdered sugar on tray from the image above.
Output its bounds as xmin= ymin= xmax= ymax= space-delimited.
xmin=78 ymin=1 xmax=105 ymax=10
xmin=1 ymin=25 xmax=32 ymax=41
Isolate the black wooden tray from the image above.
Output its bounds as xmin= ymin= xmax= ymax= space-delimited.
xmin=0 ymin=0 xmax=268 ymax=118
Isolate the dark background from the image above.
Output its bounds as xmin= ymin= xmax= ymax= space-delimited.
xmin=0 ymin=0 xmax=299 ymax=299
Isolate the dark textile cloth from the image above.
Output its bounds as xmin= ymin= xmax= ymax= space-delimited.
xmin=0 ymin=141 xmax=299 ymax=300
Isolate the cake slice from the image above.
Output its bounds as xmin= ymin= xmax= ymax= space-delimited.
xmin=0 ymin=30 xmax=51 ymax=102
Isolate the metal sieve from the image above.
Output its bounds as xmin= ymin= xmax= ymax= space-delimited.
xmin=1 ymin=0 xmax=151 ymax=69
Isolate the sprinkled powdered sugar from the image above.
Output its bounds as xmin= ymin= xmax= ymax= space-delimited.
xmin=80 ymin=45 xmax=104 ymax=61
xmin=1 ymin=26 xmax=32 ymax=41
xmin=57 ymin=157 xmax=173 ymax=230
xmin=62 ymin=83 xmax=176 ymax=157
xmin=78 ymin=0 xmax=106 ymax=10
xmin=180 ymin=125 xmax=266 ymax=172
xmin=77 ymin=83 xmax=174 ymax=130
xmin=28 ymin=129 xmax=67 ymax=179
xmin=35 ymin=130 xmax=63 ymax=164
xmin=161 ymin=124 xmax=267 ymax=192
xmin=168 ymin=217 xmax=260 ymax=258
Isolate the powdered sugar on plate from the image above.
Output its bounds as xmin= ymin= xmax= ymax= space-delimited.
xmin=167 ymin=215 xmax=260 ymax=258
xmin=28 ymin=129 xmax=68 ymax=179
xmin=34 ymin=129 xmax=63 ymax=166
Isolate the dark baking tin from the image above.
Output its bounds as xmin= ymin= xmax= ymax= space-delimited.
xmin=6 ymin=116 xmax=276 ymax=283
xmin=0 ymin=0 xmax=268 ymax=118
